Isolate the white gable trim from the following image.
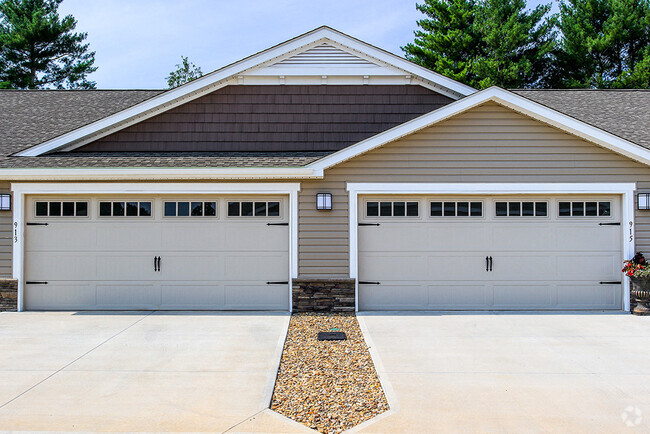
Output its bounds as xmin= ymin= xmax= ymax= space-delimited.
xmin=16 ymin=26 xmax=476 ymax=157
xmin=308 ymin=87 xmax=650 ymax=172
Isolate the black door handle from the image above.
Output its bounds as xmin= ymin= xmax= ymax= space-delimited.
xmin=157 ymin=256 xmax=161 ymax=272
xmin=486 ymin=256 xmax=489 ymax=271
xmin=154 ymin=256 xmax=157 ymax=272
xmin=489 ymin=256 xmax=493 ymax=272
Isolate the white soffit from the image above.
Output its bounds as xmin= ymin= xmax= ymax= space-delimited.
xmin=15 ymin=26 xmax=476 ymax=157
xmin=308 ymin=86 xmax=650 ymax=172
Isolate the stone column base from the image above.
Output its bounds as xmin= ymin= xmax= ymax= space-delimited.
xmin=292 ymin=278 xmax=355 ymax=312
xmin=0 ymin=279 xmax=18 ymax=312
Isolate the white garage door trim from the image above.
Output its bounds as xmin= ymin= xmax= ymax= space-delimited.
xmin=347 ymin=183 xmax=636 ymax=312
xmin=11 ymin=182 xmax=300 ymax=312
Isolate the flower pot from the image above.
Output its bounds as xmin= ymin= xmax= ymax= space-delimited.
xmin=629 ymin=277 xmax=650 ymax=316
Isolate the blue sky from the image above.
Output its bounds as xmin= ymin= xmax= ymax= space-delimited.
xmin=58 ymin=0 xmax=558 ymax=89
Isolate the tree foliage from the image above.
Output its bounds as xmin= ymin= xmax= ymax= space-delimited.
xmin=166 ymin=56 xmax=202 ymax=88
xmin=556 ymin=0 xmax=650 ymax=88
xmin=403 ymin=0 xmax=557 ymax=88
xmin=0 ymin=0 xmax=96 ymax=89
xmin=404 ymin=0 xmax=650 ymax=89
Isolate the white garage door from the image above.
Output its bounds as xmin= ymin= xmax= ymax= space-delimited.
xmin=24 ymin=196 xmax=290 ymax=311
xmin=359 ymin=195 xmax=623 ymax=311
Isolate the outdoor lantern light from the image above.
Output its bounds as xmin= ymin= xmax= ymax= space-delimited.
xmin=0 ymin=194 xmax=10 ymax=211
xmin=316 ymin=193 xmax=332 ymax=210
xmin=638 ymin=193 xmax=650 ymax=210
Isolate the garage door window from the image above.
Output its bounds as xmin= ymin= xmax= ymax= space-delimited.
xmin=163 ymin=201 xmax=217 ymax=217
xmin=227 ymin=201 xmax=280 ymax=217
xmin=366 ymin=201 xmax=418 ymax=217
xmin=430 ymin=201 xmax=482 ymax=217
xmin=559 ymin=201 xmax=610 ymax=217
xmin=100 ymin=201 xmax=152 ymax=217
xmin=36 ymin=201 xmax=88 ymax=217
xmin=495 ymin=201 xmax=547 ymax=217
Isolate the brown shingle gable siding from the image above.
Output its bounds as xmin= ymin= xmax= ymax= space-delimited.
xmin=75 ymin=85 xmax=453 ymax=153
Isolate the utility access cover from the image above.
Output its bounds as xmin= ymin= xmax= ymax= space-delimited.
xmin=317 ymin=331 xmax=347 ymax=341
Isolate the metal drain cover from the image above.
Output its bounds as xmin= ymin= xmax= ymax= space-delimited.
xmin=318 ymin=331 xmax=347 ymax=341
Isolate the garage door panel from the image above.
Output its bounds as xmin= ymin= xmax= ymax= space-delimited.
xmin=555 ymin=254 xmax=620 ymax=280
xmin=26 ymin=253 xmax=96 ymax=281
xmin=160 ymin=224 xmax=224 ymax=251
xmin=556 ymin=284 xmax=621 ymax=309
xmin=492 ymin=284 xmax=554 ymax=308
xmin=223 ymin=224 xmax=288 ymax=251
xmin=359 ymin=284 xmax=427 ymax=310
xmin=490 ymin=255 xmax=554 ymax=280
xmin=224 ymin=254 xmax=288 ymax=280
xmin=360 ymin=254 xmax=427 ymax=280
xmin=96 ymin=255 xmax=156 ymax=281
xmin=160 ymin=284 xmax=226 ymax=308
xmin=554 ymin=226 xmax=621 ymax=250
xmin=224 ymin=284 xmax=288 ymax=310
xmin=25 ymin=283 xmax=95 ymax=310
xmin=360 ymin=225 xmax=428 ymax=251
xmin=26 ymin=224 xmax=96 ymax=251
xmin=492 ymin=224 xmax=555 ymax=250
xmin=427 ymin=284 xmax=489 ymax=308
xmin=160 ymin=255 xmax=225 ymax=280
xmin=96 ymin=225 xmax=161 ymax=251
xmin=427 ymin=225 xmax=492 ymax=251
xmin=96 ymin=284 xmax=159 ymax=309
xmin=426 ymin=255 xmax=488 ymax=281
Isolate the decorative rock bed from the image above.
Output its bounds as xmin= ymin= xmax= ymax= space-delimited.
xmin=270 ymin=313 xmax=389 ymax=433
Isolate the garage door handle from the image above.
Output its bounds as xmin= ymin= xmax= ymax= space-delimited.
xmin=599 ymin=281 xmax=621 ymax=284
xmin=489 ymin=256 xmax=493 ymax=272
xmin=156 ymin=256 xmax=161 ymax=272
xmin=154 ymin=256 xmax=161 ymax=272
xmin=26 ymin=281 xmax=48 ymax=284
xmin=486 ymin=256 xmax=489 ymax=271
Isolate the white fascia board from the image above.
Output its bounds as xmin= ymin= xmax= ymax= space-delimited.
xmin=310 ymin=87 xmax=650 ymax=172
xmin=16 ymin=26 xmax=475 ymax=157
xmin=11 ymin=182 xmax=302 ymax=195
xmin=0 ymin=167 xmax=319 ymax=181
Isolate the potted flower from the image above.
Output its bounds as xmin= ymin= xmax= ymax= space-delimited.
xmin=622 ymin=252 xmax=650 ymax=315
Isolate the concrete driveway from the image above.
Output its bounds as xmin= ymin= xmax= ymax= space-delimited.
xmin=356 ymin=313 xmax=650 ymax=433
xmin=0 ymin=311 xmax=310 ymax=433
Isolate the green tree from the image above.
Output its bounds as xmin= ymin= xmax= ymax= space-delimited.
xmin=0 ymin=0 xmax=96 ymax=89
xmin=166 ymin=56 xmax=202 ymax=88
xmin=556 ymin=0 xmax=650 ymax=88
xmin=403 ymin=0 xmax=557 ymax=89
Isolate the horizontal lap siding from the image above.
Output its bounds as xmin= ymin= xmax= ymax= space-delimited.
xmin=297 ymin=102 xmax=650 ymax=278
xmin=0 ymin=183 xmax=11 ymax=277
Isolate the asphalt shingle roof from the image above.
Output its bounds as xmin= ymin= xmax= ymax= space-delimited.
xmin=512 ymin=89 xmax=650 ymax=150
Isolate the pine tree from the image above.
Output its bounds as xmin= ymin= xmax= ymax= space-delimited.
xmin=403 ymin=0 xmax=557 ymax=89
xmin=557 ymin=0 xmax=650 ymax=88
xmin=0 ymin=0 xmax=97 ymax=89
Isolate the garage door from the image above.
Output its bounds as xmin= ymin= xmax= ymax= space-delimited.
xmin=24 ymin=196 xmax=290 ymax=310
xmin=358 ymin=196 xmax=623 ymax=310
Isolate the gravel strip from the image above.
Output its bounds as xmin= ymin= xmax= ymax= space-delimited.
xmin=270 ymin=313 xmax=389 ymax=433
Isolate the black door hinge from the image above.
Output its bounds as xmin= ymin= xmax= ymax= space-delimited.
xmin=25 ymin=281 xmax=48 ymax=285
xmin=267 ymin=281 xmax=289 ymax=285
xmin=599 ymin=222 xmax=621 ymax=226
xmin=599 ymin=281 xmax=622 ymax=284
xmin=359 ymin=223 xmax=380 ymax=226
xmin=267 ymin=222 xmax=289 ymax=226
xmin=26 ymin=222 xmax=48 ymax=226
xmin=359 ymin=281 xmax=381 ymax=285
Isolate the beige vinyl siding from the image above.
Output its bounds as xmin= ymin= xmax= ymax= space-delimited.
xmin=298 ymin=102 xmax=650 ymax=278
xmin=0 ymin=182 xmax=12 ymax=277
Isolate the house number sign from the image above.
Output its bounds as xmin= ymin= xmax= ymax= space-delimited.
xmin=630 ymin=221 xmax=634 ymax=243
xmin=14 ymin=221 xmax=17 ymax=243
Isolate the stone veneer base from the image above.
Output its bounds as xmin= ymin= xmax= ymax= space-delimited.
xmin=0 ymin=279 xmax=18 ymax=312
xmin=292 ymin=278 xmax=355 ymax=312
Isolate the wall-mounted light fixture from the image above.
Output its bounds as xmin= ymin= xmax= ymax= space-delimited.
xmin=0 ymin=194 xmax=10 ymax=211
xmin=638 ymin=193 xmax=650 ymax=210
xmin=316 ymin=193 xmax=332 ymax=210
